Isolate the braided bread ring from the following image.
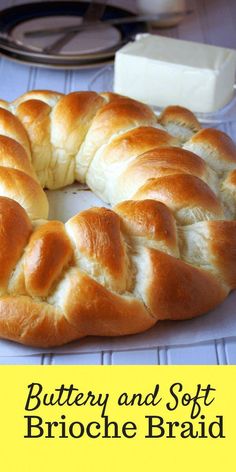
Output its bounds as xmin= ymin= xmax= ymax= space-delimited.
xmin=0 ymin=91 xmax=235 ymax=347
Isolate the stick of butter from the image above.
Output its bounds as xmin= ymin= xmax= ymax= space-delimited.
xmin=114 ymin=35 xmax=236 ymax=113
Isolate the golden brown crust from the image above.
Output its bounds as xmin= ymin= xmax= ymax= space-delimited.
xmin=0 ymin=90 xmax=234 ymax=347
xmin=0 ymin=99 xmax=10 ymax=110
xmin=0 ymin=197 xmax=32 ymax=294
xmin=115 ymin=199 xmax=178 ymax=256
xmin=61 ymin=269 xmax=155 ymax=339
xmin=75 ymin=95 xmax=158 ymax=182
xmin=159 ymin=105 xmax=201 ymax=129
xmin=0 ymin=296 xmax=78 ymax=347
xmin=0 ymin=166 xmax=48 ymax=219
xmin=86 ymin=128 xmax=178 ymax=202
xmin=158 ymin=105 xmax=201 ymax=142
xmin=226 ymin=169 xmax=236 ymax=186
xmin=207 ymin=221 xmax=236 ymax=289
xmin=0 ymin=107 xmax=31 ymax=157
xmin=51 ymin=91 xmax=105 ymax=153
xmin=184 ymin=128 xmax=236 ymax=173
xmin=145 ymin=249 xmax=228 ymax=320
xmin=113 ymin=146 xmax=217 ymax=203
xmin=66 ymin=208 xmax=130 ymax=293
xmin=15 ymin=99 xmax=52 ymax=174
xmin=133 ymin=173 xmax=223 ymax=224
xmin=126 ymin=146 xmax=207 ymax=178
xmin=12 ymin=89 xmax=63 ymax=108
xmin=0 ymin=135 xmax=37 ymax=179
xmin=99 ymin=128 xmax=178 ymax=167
xmin=25 ymin=221 xmax=73 ymax=297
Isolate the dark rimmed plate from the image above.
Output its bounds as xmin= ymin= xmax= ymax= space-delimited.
xmin=0 ymin=44 xmax=115 ymax=70
xmin=0 ymin=1 xmax=149 ymax=68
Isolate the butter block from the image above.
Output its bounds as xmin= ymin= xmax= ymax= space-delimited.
xmin=114 ymin=35 xmax=236 ymax=113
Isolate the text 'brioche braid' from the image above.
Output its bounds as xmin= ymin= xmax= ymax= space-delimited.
xmin=0 ymin=90 xmax=236 ymax=347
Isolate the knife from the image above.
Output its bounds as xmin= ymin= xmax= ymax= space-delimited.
xmin=43 ymin=0 xmax=108 ymax=55
xmin=25 ymin=10 xmax=193 ymax=39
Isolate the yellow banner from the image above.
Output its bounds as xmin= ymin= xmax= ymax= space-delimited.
xmin=0 ymin=366 xmax=235 ymax=471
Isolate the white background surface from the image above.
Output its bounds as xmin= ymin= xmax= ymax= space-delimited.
xmin=0 ymin=0 xmax=236 ymax=364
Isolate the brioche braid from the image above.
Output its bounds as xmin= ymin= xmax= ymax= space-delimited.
xmin=0 ymin=90 xmax=235 ymax=347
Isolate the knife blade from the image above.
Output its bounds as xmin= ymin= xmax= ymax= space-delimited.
xmin=43 ymin=0 xmax=108 ymax=55
xmin=24 ymin=10 xmax=193 ymax=39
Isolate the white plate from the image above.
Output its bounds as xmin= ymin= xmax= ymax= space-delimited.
xmin=11 ymin=16 xmax=121 ymax=56
xmin=0 ymin=46 xmax=114 ymax=70
xmin=0 ymin=1 xmax=149 ymax=68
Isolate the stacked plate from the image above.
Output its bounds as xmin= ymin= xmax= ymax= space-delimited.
xmin=0 ymin=1 xmax=148 ymax=69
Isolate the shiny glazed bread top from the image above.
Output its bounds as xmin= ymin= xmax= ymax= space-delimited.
xmin=0 ymin=90 xmax=235 ymax=347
